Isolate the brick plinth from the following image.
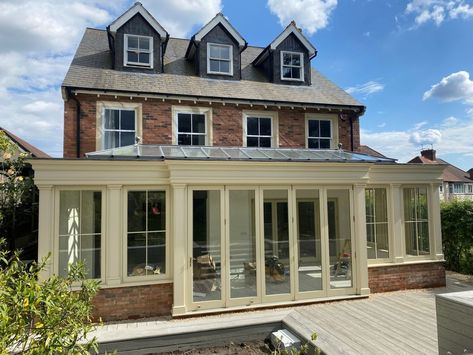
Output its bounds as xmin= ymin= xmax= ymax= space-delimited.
xmin=368 ymin=262 xmax=446 ymax=293
xmin=92 ymin=283 xmax=173 ymax=321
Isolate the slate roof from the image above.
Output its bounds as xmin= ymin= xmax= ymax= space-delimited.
xmin=63 ymin=28 xmax=363 ymax=108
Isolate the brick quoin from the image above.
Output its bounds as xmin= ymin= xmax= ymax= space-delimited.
xmin=92 ymin=283 xmax=173 ymax=321
xmin=368 ymin=262 xmax=446 ymax=293
xmin=63 ymin=94 xmax=361 ymax=158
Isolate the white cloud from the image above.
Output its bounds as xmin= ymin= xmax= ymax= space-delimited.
xmin=362 ymin=116 xmax=473 ymax=163
xmin=141 ymin=0 xmax=222 ymax=38
xmin=346 ymin=81 xmax=385 ymax=97
xmin=405 ymin=0 xmax=473 ymax=27
xmin=267 ymin=0 xmax=337 ymax=35
xmin=423 ymin=71 xmax=473 ymax=103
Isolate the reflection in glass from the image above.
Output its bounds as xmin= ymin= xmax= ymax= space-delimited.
xmin=192 ymin=190 xmax=222 ymax=303
xmin=404 ymin=187 xmax=429 ymax=256
xmin=229 ymin=190 xmax=257 ymax=299
xmin=365 ymin=188 xmax=389 ymax=259
xmin=296 ymin=190 xmax=323 ymax=292
xmin=263 ymin=190 xmax=290 ymax=295
xmin=328 ymin=189 xmax=353 ymax=289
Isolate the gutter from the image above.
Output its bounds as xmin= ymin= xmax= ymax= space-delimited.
xmin=68 ymin=88 xmax=81 ymax=158
xmin=161 ymin=33 xmax=170 ymax=73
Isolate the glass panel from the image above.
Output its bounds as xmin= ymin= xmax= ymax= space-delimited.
xmin=128 ymin=191 xmax=146 ymax=232
xmin=104 ymin=109 xmax=119 ymax=130
xmin=308 ymin=138 xmax=319 ymax=149
xmin=291 ymin=67 xmax=301 ymax=79
xmin=320 ymin=121 xmax=331 ymax=137
xmin=59 ymin=191 xmax=80 ymax=236
xmin=209 ymin=59 xmax=219 ymax=72
xmin=220 ymin=45 xmax=230 ymax=59
xmin=178 ymin=113 xmax=191 ymax=132
xmin=282 ymin=67 xmax=291 ymax=78
xmin=319 ymin=139 xmax=330 ymax=149
xmin=246 ymin=137 xmax=259 ymax=147
xmin=264 ymin=190 xmax=290 ymax=295
xmin=148 ymin=232 xmax=166 ymax=274
xmin=229 ymin=190 xmax=257 ymax=299
xmin=418 ymin=222 xmax=430 ymax=254
xmin=127 ymin=51 xmax=138 ymax=63
xmin=259 ymin=118 xmax=272 ymax=136
xmin=139 ymin=52 xmax=150 ymax=64
xmin=209 ymin=45 xmax=219 ymax=58
xmin=296 ymin=190 xmax=322 ymax=292
xmin=104 ymin=131 xmax=119 ymax=149
xmin=127 ymin=233 xmax=147 ymax=276
xmin=192 ymin=114 xmax=206 ymax=134
xmin=192 ymin=190 xmax=222 ymax=302
xmin=405 ymin=222 xmax=417 ymax=256
xmin=119 ymin=132 xmax=134 ymax=147
xmin=127 ymin=36 xmax=138 ymax=49
xmin=148 ymin=191 xmax=166 ymax=231
xmin=282 ymin=53 xmax=291 ymax=65
xmin=259 ymin=137 xmax=271 ymax=148
xmin=366 ymin=223 xmax=376 ymax=259
xmin=292 ymin=53 xmax=301 ymax=66
xmin=192 ymin=135 xmax=205 ymax=146
xmin=308 ymin=120 xmax=318 ymax=138
xmin=139 ymin=37 xmax=150 ymax=50
xmin=178 ymin=134 xmax=192 ymax=145
xmin=80 ymin=191 xmax=101 ymax=235
xmin=120 ymin=110 xmax=135 ymax=130
xmin=80 ymin=234 xmax=101 ymax=279
xmin=247 ymin=117 xmax=259 ymax=135
xmin=220 ymin=60 xmax=230 ymax=73
xmin=328 ymin=189 xmax=353 ymax=289
xmin=404 ymin=187 xmax=430 ymax=256
xmin=376 ymin=223 xmax=389 ymax=258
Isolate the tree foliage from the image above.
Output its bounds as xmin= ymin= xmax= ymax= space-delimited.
xmin=0 ymin=240 xmax=100 ymax=354
xmin=441 ymin=199 xmax=473 ymax=274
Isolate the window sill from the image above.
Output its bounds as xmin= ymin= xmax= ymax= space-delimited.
xmin=101 ymin=278 xmax=173 ymax=289
xmin=368 ymin=258 xmax=445 ymax=268
xmin=124 ymin=63 xmax=153 ymax=69
xmin=207 ymin=71 xmax=233 ymax=76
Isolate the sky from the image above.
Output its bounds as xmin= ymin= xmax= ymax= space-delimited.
xmin=0 ymin=0 xmax=473 ymax=170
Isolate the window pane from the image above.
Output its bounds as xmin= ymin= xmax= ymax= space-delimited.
xmin=246 ymin=137 xmax=259 ymax=147
xmin=209 ymin=59 xmax=219 ymax=72
xmin=308 ymin=138 xmax=319 ymax=149
xmin=121 ymin=132 xmax=135 ymax=146
xmin=308 ymin=120 xmax=319 ymax=138
xmin=80 ymin=234 xmax=101 ymax=279
xmin=376 ymin=223 xmax=389 ymax=258
xmin=104 ymin=109 xmax=119 ymax=130
xmin=375 ymin=189 xmax=388 ymax=222
xmin=259 ymin=118 xmax=272 ymax=136
xmin=220 ymin=46 xmax=230 ymax=59
xmin=192 ymin=135 xmax=205 ymax=145
xmin=139 ymin=52 xmax=150 ymax=64
xmin=405 ymin=222 xmax=417 ymax=256
xmin=220 ymin=60 xmax=230 ymax=73
xmin=80 ymin=191 xmax=101 ymax=235
xmin=417 ymin=188 xmax=428 ymax=220
xmin=148 ymin=191 xmax=166 ymax=231
xmin=139 ymin=37 xmax=150 ymax=50
xmin=292 ymin=53 xmax=301 ymax=66
xmin=104 ymin=131 xmax=119 ymax=149
xmin=320 ymin=120 xmax=331 ymax=137
xmin=120 ymin=110 xmax=135 ymax=130
xmin=178 ymin=113 xmax=191 ymax=132
xmin=365 ymin=189 xmax=374 ymax=224
xmin=247 ymin=117 xmax=259 ymax=135
xmin=209 ymin=45 xmax=219 ymax=58
xmin=127 ymin=36 xmax=138 ymax=49
xmin=282 ymin=53 xmax=291 ymax=65
xmin=259 ymin=137 xmax=271 ymax=147
xmin=282 ymin=67 xmax=292 ymax=78
xmin=59 ymin=191 xmax=80 ymax=236
xmin=192 ymin=114 xmax=206 ymax=134
xmin=319 ymin=139 xmax=331 ymax=149
xmin=127 ymin=51 xmax=138 ymax=63
xmin=128 ymin=191 xmax=146 ymax=232
xmin=418 ymin=222 xmax=430 ymax=254
xmin=148 ymin=232 xmax=166 ymax=274
xmin=127 ymin=233 xmax=146 ymax=276
xmin=291 ymin=67 xmax=301 ymax=79
xmin=178 ymin=134 xmax=192 ymax=145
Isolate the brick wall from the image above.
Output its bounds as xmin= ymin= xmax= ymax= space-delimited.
xmin=63 ymin=94 xmax=360 ymax=158
xmin=92 ymin=283 xmax=173 ymax=321
xmin=368 ymin=262 xmax=446 ymax=293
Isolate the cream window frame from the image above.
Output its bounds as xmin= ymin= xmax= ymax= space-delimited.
xmin=207 ymin=43 xmax=233 ymax=76
xmin=242 ymin=110 xmax=279 ymax=148
xmin=123 ymin=186 xmax=171 ymax=283
xmin=171 ymin=106 xmax=213 ymax=146
xmin=96 ymin=101 xmax=143 ymax=151
xmin=124 ymin=34 xmax=153 ymax=68
xmin=280 ymin=51 xmax=304 ymax=82
xmin=305 ymin=114 xmax=338 ymax=150
xmin=54 ymin=187 xmax=106 ymax=282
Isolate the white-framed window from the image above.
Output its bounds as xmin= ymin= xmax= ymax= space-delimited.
xmin=207 ymin=43 xmax=233 ymax=75
xmin=58 ymin=190 xmax=103 ymax=279
xmin=454 ymin=183 xmax=465 ymax=194
xmin=403 ymin=187 xmax=430 ymax=257
xmin=103 ymin=108 xmax=136 ymax=149
xmin=124 ymin=34 xmax=153 ymax=68
xmin=172 ymin=106 xmax=212 ymax=146
xmin=468 ymin=184 xmax=473 ymax=194
xmin=365 ymin=188 xmax=389 ymax=260
xmin=307 ymin=119 xmax=332 ymax=149
xmin=126 ymin=190 xmax=167 ymax=278
xmin=281 ymin=51 xmax=304 ymax=81
xmin=244 ymin=115 xmax=274 ymax=148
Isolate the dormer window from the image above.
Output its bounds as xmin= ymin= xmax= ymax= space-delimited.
xmin=124 ymin=34 xmax=153 ymax=68
xmin=207 ymin=43 xmax=233 ymax=75
xmin=281 ymin=51 xmax=303 ymax=81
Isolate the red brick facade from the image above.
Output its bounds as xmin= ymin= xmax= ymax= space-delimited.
xmin=368 ymin=262 xmax=446 ymax=293
xmin=92 ymin=283 xmax=173 ymax=321
xmin=63 ymin=94 xmax=361 ymax=158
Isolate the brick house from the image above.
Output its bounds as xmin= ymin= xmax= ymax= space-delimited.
xmin=32 ymin=3 xmax=445 ymax=321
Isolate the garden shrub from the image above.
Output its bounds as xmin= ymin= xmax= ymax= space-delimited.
xmin=441 ymin=199 xmax=473 ymax=274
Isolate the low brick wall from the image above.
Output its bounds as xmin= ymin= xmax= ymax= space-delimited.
xmin=92 ymin=283 xmax=173 ymax=321
xmin=368 ymin=262 xmax=446 ymax=293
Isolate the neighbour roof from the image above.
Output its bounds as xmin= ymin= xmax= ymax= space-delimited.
xmin=0 ymin=127 xmax=50 ymax=158
xmin=86 ymin=144 xmax=396 ymax=163
xmin=63 ymin=29 xmax=362 ymax=108
xmin=357 ymin=145 xmax=388 ymax=159
xmin=409 ymin=154 xmax=472 ymax=183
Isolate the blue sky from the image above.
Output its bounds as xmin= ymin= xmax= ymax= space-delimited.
xmin=1 ymin=0 xmax=472 ymax=169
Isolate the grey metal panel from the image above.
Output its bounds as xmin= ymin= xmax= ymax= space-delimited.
xmin=114 ymin=13 xmax=162 ymax=74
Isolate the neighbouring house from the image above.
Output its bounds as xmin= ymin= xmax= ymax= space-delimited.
xmin=408 ymin=149 xmax=473 ymax=201
xmin=1 ymin=127 xmax=49 ymax=260
xmin=31 ymin=3 xmax=445 ymax=321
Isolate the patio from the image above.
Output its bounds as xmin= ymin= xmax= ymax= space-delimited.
xmin=94 ymin=273 xmax=473 ymax=354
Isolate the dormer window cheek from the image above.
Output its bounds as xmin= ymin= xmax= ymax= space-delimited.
xmin=124 ymin=34 xmax=153 ymax=68
xmin=281 ymin=51 xmax=303 ymax=81
xmin=207 ymin=43 xmax=233 ymax=75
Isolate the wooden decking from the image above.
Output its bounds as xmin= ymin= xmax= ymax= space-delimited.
xmin=94 ymin=274 xmax=473 ymax=354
